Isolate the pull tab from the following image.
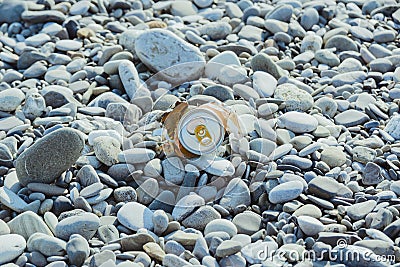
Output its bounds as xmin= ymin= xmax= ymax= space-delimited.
xmin=194 ymin=124 xmax=212 ymax=146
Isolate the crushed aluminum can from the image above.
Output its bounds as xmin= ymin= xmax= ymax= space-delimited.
xmin=161 ymin=101 xmax=245 ymax=158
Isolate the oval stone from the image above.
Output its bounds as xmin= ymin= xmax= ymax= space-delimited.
xmin=16 ymin=128 xmax=84 ymax=186
xmin=134 ymin=29 xmax=205 ymax=84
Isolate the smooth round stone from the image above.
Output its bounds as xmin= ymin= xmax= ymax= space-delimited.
xmin=264 ymin=19 xmax=289 ymax=33
xmin=218 ymin=65 xmax=248 ymax=87
xmin=199 ymin=21 xmax=232 ymax=40
xmin=118 ymin=60 xmax=140 ymax=100
xmin=225 ymin=2 xmax=243 ymax=18
xmin=55 ymin=212 xmax=100 ymax=240
xmin=277 ymin=111 xmax=318 ymax=133
xmin=66 ymin=234 xmax=89 ymax=266
xmin=370 ymin=58 xmax=393 ymax=73
xmin=269 ymin=180 xmax=304 ymax=204
xmin=192 ymin=157 xmax=235 ymax=177
xmin=0 ymin=234 xmax=26 ymax=265
xmin=308 ymin=177 xmax=346 ymax=199
xmin=182 ymin=206 xmax=221 ymax=230
xmin=297 ymin=216 xmax=324 ymax=236
xmin=219 ymin=178 xmax=251 ymax=211
xmin=320 ymin=147 xmax=347 ymax=168
xmin=216 ymin=240 xmax=242 ymax=258
xmin=45 ymin=69 xmax=71 ymax=83
xmin=137 ymin=178 xmax=159 ymax=205
xmin=172 ymin=193 xmax=205 ymax=221
xmin=267 ymin=4 xmax=293 ymax=22
xmin=205 ymin=51 xmax=240 ymax=79
xmin=7 ymin=211 xmax=53 ymax=240
xmin=315 ymin=97 xmax=338 ymax=117
xmin=117 ymin=202 xmax=154 ymax=231
xmin=27 ymin=233 xmax=66 ymax=256
xmin=332 ymin=71 xmax=367 ymax=87
xmin=90 ymin=250 xmax=116 ymax=267
xmin=258 ymin=103 xmax=279 ymax=117
xmin=274 ymin=83 xmax=313 ymax=111
xmin=350 ymin=26 xmax=373 ymax=41
xmin=252 ymin=71 xmax=277 ymax=97
xmin=293 ymin=204 xmax=322 ymax=218
xmin=325 ymin=35 xmax=357 ymax=51
xmin=300 ymin=34 xmax=322 ymax=52
xmin=314 ymin=50 xmax=340 ymax=67
xmin=0 ymin=88 xmax=25 ymax=112
xmin=238 ymin=25 xmax=264 ymax=42
xmin=282 ymin=155 xmax=312 ymax=169
xmin=374 ymin=30 xmax=396 ymax=43
xmin=362 ymin=162 xmax=383 ymax=185
xmin=251 ymin=53 xmax=287 ymax=80
xmin=346 ymin=200 xmax=377 ymax=221
xmin=152 ymin=210 xmax=169 ymax=235
xmin=232 ymin=211 xmax=262 ymax=235
xmin=300 ymin=8 xmax=319 ymax=30
xmin=23 ymin=62 xmax=47 ymax=78
xmin=92 ymin=136 xmax=121 ymax=166
xmin=16 ymin=128 xmax=84 ymax=186
xmin=55 ymin=40 xmax=82 ymax=51
xmin=203 ymin=84 xmax=234 ymax=102
xmin=204 ymin=219 xmax=237 ymax=237
xmin=114 ymin=186 xmax=137 ymax=202
xmin=88 ymin=130 xmax=122 ymax=146
xmin=162 ymin=157 xmax=185 ymax=185
xmin=135 ymin=29 xmax=205 ymax=84
xmin=233 ymin=84 xmax=259 ymax=101
xmin=337 ymin=58 xmax=363 ymax=73
xmin=194 ymin=0 xmax=213 ymax=8
xmin=334 ymin=110 xmax=369 ymax=127
xmin=69 ymin=0 xmax=91 ymax=15
xmin=171 ymin=1 xmax=197 ymax=16
xmin=25 ymin=33 xmax=51 ymax=47
xmin=352 ymin=146 xmax=376 ymax=164
xmin=118 ymin=148 xmax=156 ymax=164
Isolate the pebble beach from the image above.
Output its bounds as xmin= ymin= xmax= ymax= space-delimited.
xmin=1 ymin=0 xmax=400 ymax=266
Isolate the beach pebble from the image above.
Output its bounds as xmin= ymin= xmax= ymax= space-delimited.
xmin=16 ymin=128 xmax=84 ymax=186
xmin=117 ymin=202 xmax=154 ymax=231
xmin=0 ymin=234 xmax=26 ymax=264
xmin=269 ymin=181 xmax=304 ymax=204
xmin=277 ymin=111 xmax=319 ymax=133
xmin=134 ymin=29 xmax=205 ymax=84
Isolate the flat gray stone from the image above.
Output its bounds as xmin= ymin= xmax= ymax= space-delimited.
xmin=0 ymin=234 xmax=26 ymax=265
xmin=8 ymin=211 xmax=53 ymax=240
xmin=334 ymin=110 xmax=369 ymax=127
xmin=55 ymin=212 xmax=100 ymax=241
xmin=16 ymin=128 xmax=84 ymax=186
xmin=135 ymin=29 xmax=205 ymax=84
xmin=117 ymin=202 xmax=154 ymax=231
xmin=269 ymin=180 xmax=303 ymax=204
xmin=27 ymin=233 xmax=66 ymax=256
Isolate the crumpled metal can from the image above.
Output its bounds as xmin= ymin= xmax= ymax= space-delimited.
xmin=161 ymin=101 xmax=245 ymax=158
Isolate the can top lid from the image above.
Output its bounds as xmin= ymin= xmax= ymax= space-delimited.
xmin=178 ymin=107 xmax=224 ymax=155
